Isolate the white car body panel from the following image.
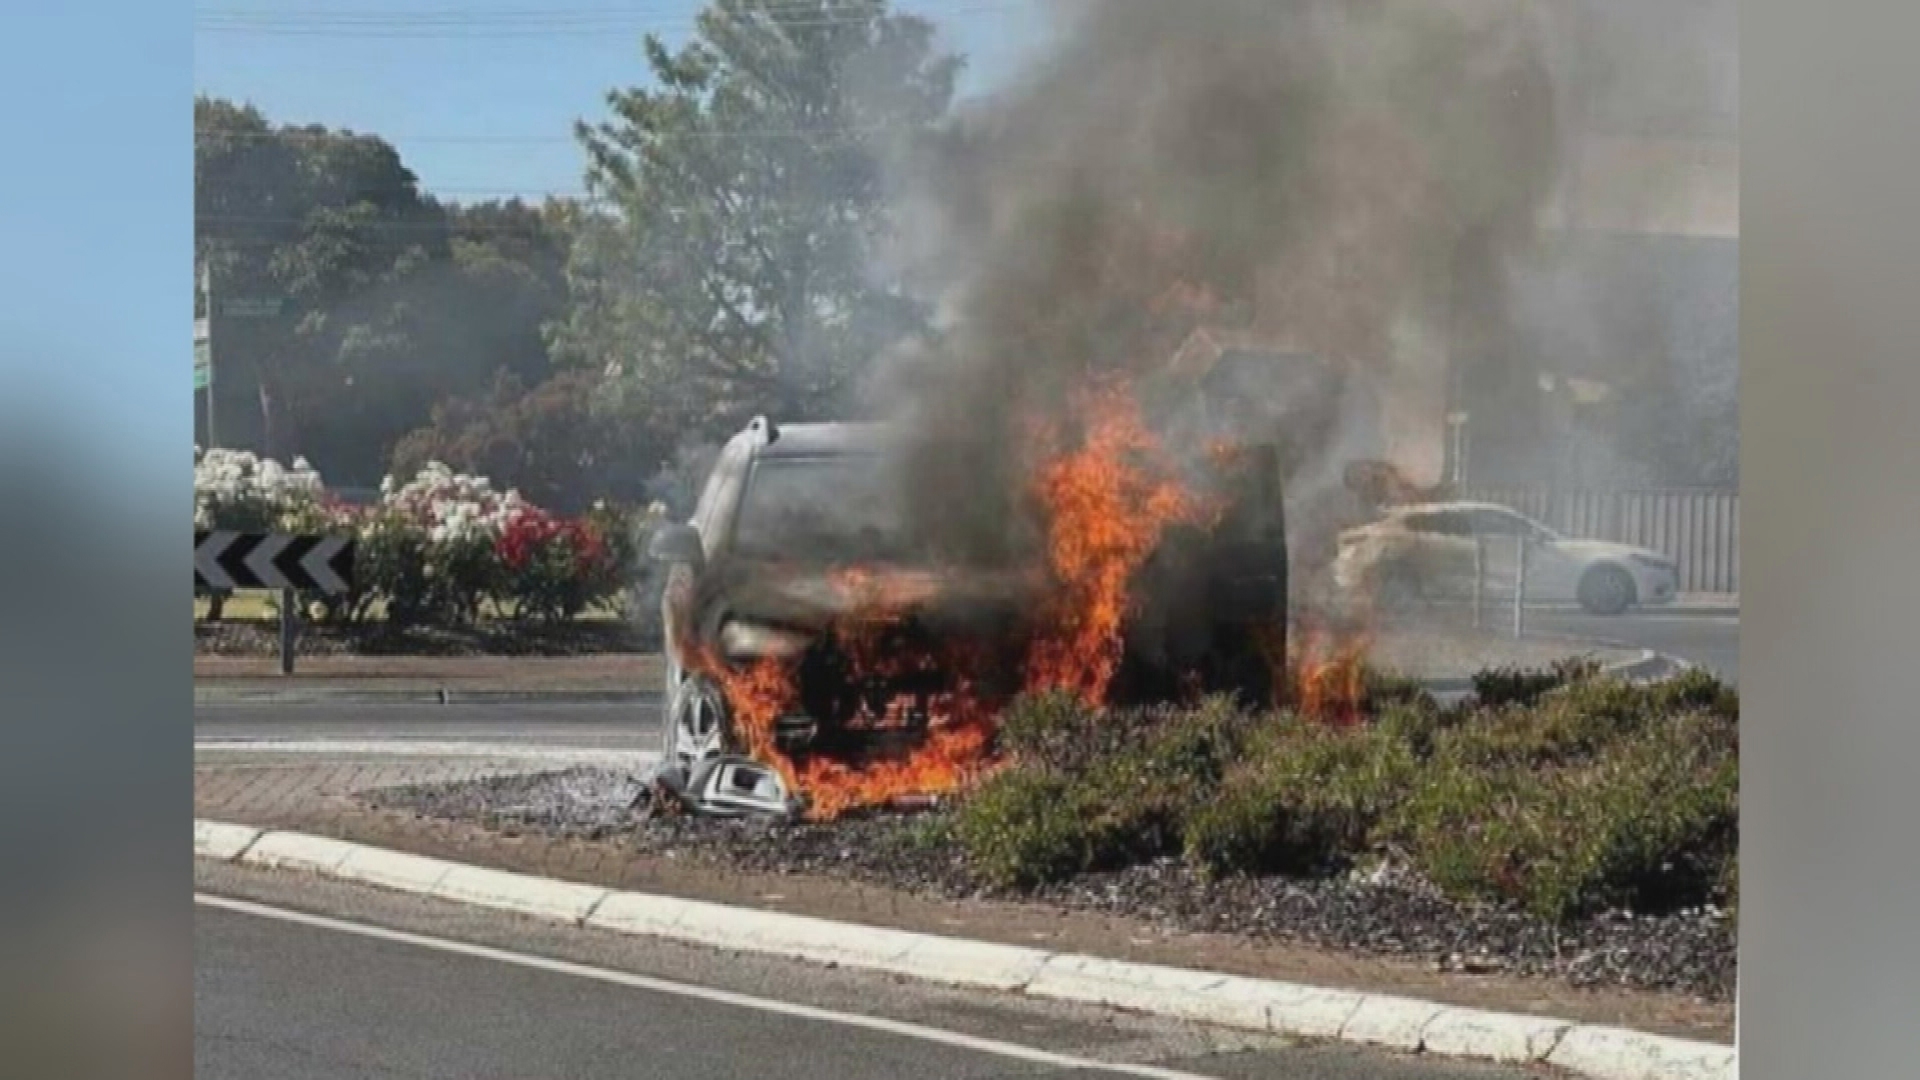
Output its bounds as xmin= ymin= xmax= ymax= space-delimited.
xmin=1331 ymin=502 xmax=1680 ymax=611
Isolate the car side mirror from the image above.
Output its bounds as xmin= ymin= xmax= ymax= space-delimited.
xmin=648 ymin=523 xmax=705 ymax=569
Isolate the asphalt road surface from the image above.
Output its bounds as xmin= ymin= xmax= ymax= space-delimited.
xmin=1530 ymin=609 xmax=1739 ymax=684
xmin=194 ymin=702 xmax=662 ymax=748
xmin=195 ymin=862 xmax=1535 ymax=1080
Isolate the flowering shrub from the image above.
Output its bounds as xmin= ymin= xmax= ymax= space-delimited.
xmin=496 ymin=507 xmax=613 ymax=623
xmin=194 ymin=446 xmax=326 ymax=533
xmin=194 ymin=451 xmax=649 ymax=629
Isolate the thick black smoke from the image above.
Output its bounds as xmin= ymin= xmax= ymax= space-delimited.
xmin=864 ymin=0 xmax=1563 ymax=583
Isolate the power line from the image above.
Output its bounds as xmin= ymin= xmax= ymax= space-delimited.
xmin=195 ymin=1 xmax=1023 ymax=37
xmin=195 ymin=0 xmax=904 ymax=21
xmin=196 ymin=121 xmax=915 ymax=143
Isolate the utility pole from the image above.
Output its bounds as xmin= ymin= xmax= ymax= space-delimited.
xmin=196 ymin=261 xmax=216 ymax=448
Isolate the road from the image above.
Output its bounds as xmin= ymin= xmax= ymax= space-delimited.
xmin=196 ymin=862 xmax=1532 ymax=1080
xmin=194 ymin=701 xmax=661 ymax=746
xmin=1530 ymin=609 xmax=1739 ymax=683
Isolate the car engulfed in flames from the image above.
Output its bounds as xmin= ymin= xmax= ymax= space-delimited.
xmin=647 ymin=385 xmax=1352 ymax=822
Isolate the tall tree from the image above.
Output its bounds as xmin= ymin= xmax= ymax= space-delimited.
xmin=196 ymin=99 xmax=579 ymax=485
xmin=551 ymin=0 xmax=960 ymax=436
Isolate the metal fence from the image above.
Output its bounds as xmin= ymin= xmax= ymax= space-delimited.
xmin=1464 ymin=489 xmax=1740 ymax=594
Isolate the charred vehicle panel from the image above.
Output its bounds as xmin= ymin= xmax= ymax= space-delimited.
xmin=649 ymin=414 xmax=1288 ymax=779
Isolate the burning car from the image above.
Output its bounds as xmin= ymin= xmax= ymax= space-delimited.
xmin=645 ymin=409 xmax=1289 ymax=815
xmin=1331 ymin=500 xmax=1680 ymax=616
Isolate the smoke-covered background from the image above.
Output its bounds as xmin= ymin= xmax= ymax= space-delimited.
xmin=191 ymin=0 xmax=1738 ymax=616
xmin=854 ymin=0 xmax=1735 ymax=593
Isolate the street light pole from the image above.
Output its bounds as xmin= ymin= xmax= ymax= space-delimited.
xmin=198 ymin=260 xmax=217 ymax=448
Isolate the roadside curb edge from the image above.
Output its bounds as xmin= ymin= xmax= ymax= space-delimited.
xmin=195 ymin=819 xmax=1734 ymax=1080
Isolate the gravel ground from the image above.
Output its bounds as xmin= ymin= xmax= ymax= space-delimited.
xmin=367 ymin=766 xmax=1735 ymax=1004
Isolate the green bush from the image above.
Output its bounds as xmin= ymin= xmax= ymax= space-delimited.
xmin=953 ymin=770 xmax=1089 ymax=888
xmin=958 ymin=697 xmax=1256 ymax=884
xmin=1469 ymin=656 xmax=1604 ymax=709
xmin=1393 ymin=711 xmax=1738 ymax=922
xmin=1361 ymin=668 xmax=1437 ymax=713
xmin=1074 ymin=698 xmax=1251 ymax=864
xmin=995 ymin=690 xmax=1104 ymax=768
xmin=1185 ymin=720 xmax=1417 ymax=877
xmin=958 ymin=668 xmax=1737 ymax=925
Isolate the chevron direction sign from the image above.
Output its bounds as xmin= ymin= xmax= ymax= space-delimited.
xmin=194 ymin=531 xmax=354 ymax=594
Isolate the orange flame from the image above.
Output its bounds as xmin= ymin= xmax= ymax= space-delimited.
xmin=688 ymin=567 xmax=1008 ymax=821
xmin=1024 ymin=382 xmax=1209 ymax=704
xmin=680 ymin=382 xmax=1236 ymax=819
xmin=1288 ymin=619 xmax=1373 ymax=727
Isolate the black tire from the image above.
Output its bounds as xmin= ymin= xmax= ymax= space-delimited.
xmin=1578 ymin=564 xmax=1637 ymax=616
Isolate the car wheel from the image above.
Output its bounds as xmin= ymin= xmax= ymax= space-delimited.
xmin=662 ymin=674 xmax=730 ymax=771
xmin=1578 ymin=564 xmax=1637 ymax=616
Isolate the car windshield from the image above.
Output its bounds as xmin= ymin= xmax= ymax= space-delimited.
xmin=731 ymin=455 xmax=919 ymax=564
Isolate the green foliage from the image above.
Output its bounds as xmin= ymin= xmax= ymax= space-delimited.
xmin=195 ymin=97 xmax=575 ymax=489
xmin=959 ymin=668 xmax=1738 ymax=925
xmin=552 ymin=0 xmax=960 ymax=435
xmin=958 ymin=697 xmax=1255 ymax=886
xmin=1469 ymin=655 xmax=1603 ymax=709
xmin=390 ymin=370 xmax=664 ymax=515
xmin=349 ymin=510 xmax=435 ymax=627
xmin=1361 ymin=667 xmax=1438 ymax=712
xmin=953 ymin=770 xmax=1088 ymax=889
xmin=1391 ymin=710 xmax=1738 ymax=922
xmin=993 ymin=689 xmax=1102 ymax=768
xmin=1185 ymin=720 xmax=1417 ymax=878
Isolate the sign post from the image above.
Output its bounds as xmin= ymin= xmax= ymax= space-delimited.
xmin=195 ymin=531 xmax=355 ymax=675
xmin=1512 ymin=536 xmax=1529 ymax=639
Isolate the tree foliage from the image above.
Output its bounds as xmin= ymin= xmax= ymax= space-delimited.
xmin=194 ymin=97 xmax=573 ymax=486
xmin=389 ymin=368 xmax=664 ymax=514
xmin=550 ymin=0 xmax=960 ymax=437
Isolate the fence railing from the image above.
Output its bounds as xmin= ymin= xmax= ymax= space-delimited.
xmin=1463 ymin=488 xmax=1740 ymax=595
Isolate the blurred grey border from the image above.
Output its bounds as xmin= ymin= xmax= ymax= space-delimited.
xmin=0 ymin=3 xmax=192 ymax=1079
xmin=5 ymin=2 xmax=1920 ymax=1079
xmin=1743 ymin=0 xmax=1920 ymax=1076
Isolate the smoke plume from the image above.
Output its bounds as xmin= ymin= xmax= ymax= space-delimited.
xmin=864 ymin=0 xmax=1565 ymax=588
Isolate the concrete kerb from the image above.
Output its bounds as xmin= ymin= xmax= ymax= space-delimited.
xmin=194 ymin=820 xmax=1733 ymax=1080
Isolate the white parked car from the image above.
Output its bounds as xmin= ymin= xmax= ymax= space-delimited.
xmin=1331 ymin=501 xmax=1679 ymax=616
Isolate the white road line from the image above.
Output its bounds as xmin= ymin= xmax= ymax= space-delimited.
xmin=197 ymin=893 xmax=1225 ymax=1080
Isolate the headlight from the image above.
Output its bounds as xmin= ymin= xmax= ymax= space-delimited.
xmin=719 ymin=619 xmax=811 ymax=661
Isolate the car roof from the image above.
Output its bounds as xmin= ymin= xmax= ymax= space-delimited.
xmin=736 ymin=420 xmax=891 ymax=460
xmin=1385 ymin=501 xmax=1527 ymax=517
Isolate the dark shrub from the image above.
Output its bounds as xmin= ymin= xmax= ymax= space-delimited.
xmin=1185 ymin=721 xmax=1417 ymax=878
xmin=1361 ymin=668 xmax=1437 ymax=713
xmin=1394 ymin=710 xmax=1738 ymax=922
xmin=995 ymin=690 xmax=1104 ymax=769
xmin=1470 ymin=655 xmax=1604 ymax=709
xmin=953 ymin=770 xmax=1088 ymax=888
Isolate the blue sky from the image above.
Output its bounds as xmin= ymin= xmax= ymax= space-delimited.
xmin=194 ymin=0 xmax=1053 ymax=201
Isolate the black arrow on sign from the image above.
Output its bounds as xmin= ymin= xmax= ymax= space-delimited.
xmin=195 ymin=531 xmax=355 ymax=594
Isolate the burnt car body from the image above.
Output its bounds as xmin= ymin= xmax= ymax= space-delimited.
xmin=648 ymin=416 xmax=1287 ymax=773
